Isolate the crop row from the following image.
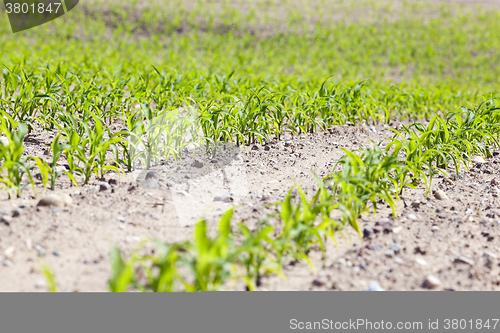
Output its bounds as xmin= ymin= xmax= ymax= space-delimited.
xmin=108 ymin=98 xmax=500 ymax=291
xmin=0 ymin=65 xmax=497 ymax=198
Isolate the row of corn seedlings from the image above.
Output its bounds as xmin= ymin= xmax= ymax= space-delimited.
xmin=2 ymin=67 xmax=497 ymax=198
xmin=107 ymin=98 xmax=500 ymax=291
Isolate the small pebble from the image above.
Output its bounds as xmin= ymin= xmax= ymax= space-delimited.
xmin=12 ymin=209 xmax=21 ymax=217
xmin=2 ymin=260 xmax=13 ymax=267
xmin=145 ymin=170 xmax=156 ymax=179
xmin=2 ymin=215 xmax=12 ymax=225
xmin=393 ymin=258 xmax=404 ymax=265
xmin=99 ymin=182 xmax=111 ymax=191
xmin=385 ymin=250 xmax=394 ymax=258
xmin=389 ymin=242 xmax=401 ymax=254
xmin=453 ymin=255 xmax=475 ymax=266
xmin=336 ymin=258 xmax=346 ymax=266
xmin=393 ymin=226 xmax=403 ymax=234
xmin=312 ymin=275 xmax=328 ymax=287
xmin=408 ymin=214 xmax=417 ymax=220
xmin=35 ymin=245 xmax=46 ymax=257
xmin=34 ymin=280 xmax=46 ymax=289
xmin=4 ymin=246 xmax=15 ymax=258
xmin=53 ymin=250 xmax=61 ymax=257
xmin=363 ymin=227 xmax=374 ymax=239
xmin=214 ymin=193 xmax=233 ymax=203
xmin=484 ymin=251 xmax=497 ymax=260
xmin=473 ymin=156 xmax=487 ymax=164
xmin=191 ymin=160 xmax=204 ymax=168
xmin=37 ymin=194 xmax=73 ymax=207
xmin=434 ymin=190 xmax=449 ymax=200
xmin=423 ymin=275 xmax=441 ymax=289
xmin=415 ymin=258 xmax=427 ymax=266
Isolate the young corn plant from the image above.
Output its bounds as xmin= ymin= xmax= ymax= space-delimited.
xmin=39 ymin=134 xmax=78 ymax=190
xmin=180 ymin=209 xmax=238 ymax=291
xmin=0 ymin=112 xmax=40 ymax=198
xmin=109 ymin=209 xmax=240 ymax=292
xmin=275 ymin=187 xmax=331 ymax=268
xmin=73 ymin=115 xmax=123 ymax=183
xmin=329 ymin=145 xmax=402 ymax=233
xmin=236 ymin=220 xmax=284 ymax=290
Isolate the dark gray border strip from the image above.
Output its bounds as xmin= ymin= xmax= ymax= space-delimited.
xmin=1 ymin=292 xmax=499 ymax=333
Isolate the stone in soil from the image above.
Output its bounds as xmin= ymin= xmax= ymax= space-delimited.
xmin=363 ymin=227 xmax=374 ymax=239
xmin=145 ymin=170 xmax=156 ymax=179
xmin=484 ymin=252 xmax=497 ymax=268
xmin=191 ymin=160 xmax=204 ymax=168
xmin=434 ymin=190 xmax=449 ymax=200
xmin=37 ymin=194 xmax=73 ymax=207
xmin=393 ymin=226 xmax=403 ymax=234
xmin=473 ymin=156 xmax=487 ymax=164
xmin=1 ymin=215 xmax=12 ymax=225
xmin=415 ymin=258 xmax=427 ymax=266
xmin=214 ymin=193 xmax=233 ymax=203
xmin=423 ymin=275 xmax=441 ymax=289
xmin=4 ymin=246 xmax=15 ymax=258
xmin=312 ymin=275 xmax=328 ymax=287
xmin=99 ymin=182 xmax=111 ymax=191
xmin=453 ymin=255 xmax=475 ymax=266
xmin=389 ymin=242 xmax=401 ymax=254
xmin=336 ymin=258 xmax=346 ymax=266
xmin=2 ymin=260 xmax=13 ymax=267
xmin=375 ymin=219 xmax=393 ymax=230
xmin=117 ymin=216 xmax=127 ymax=223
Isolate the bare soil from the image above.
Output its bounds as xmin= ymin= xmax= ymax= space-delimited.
xmin=1 ymin=122 xmax=500 ymax=291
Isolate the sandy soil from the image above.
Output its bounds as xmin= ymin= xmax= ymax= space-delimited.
xmin=1 ymin=121 xmax=500 ymax=291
